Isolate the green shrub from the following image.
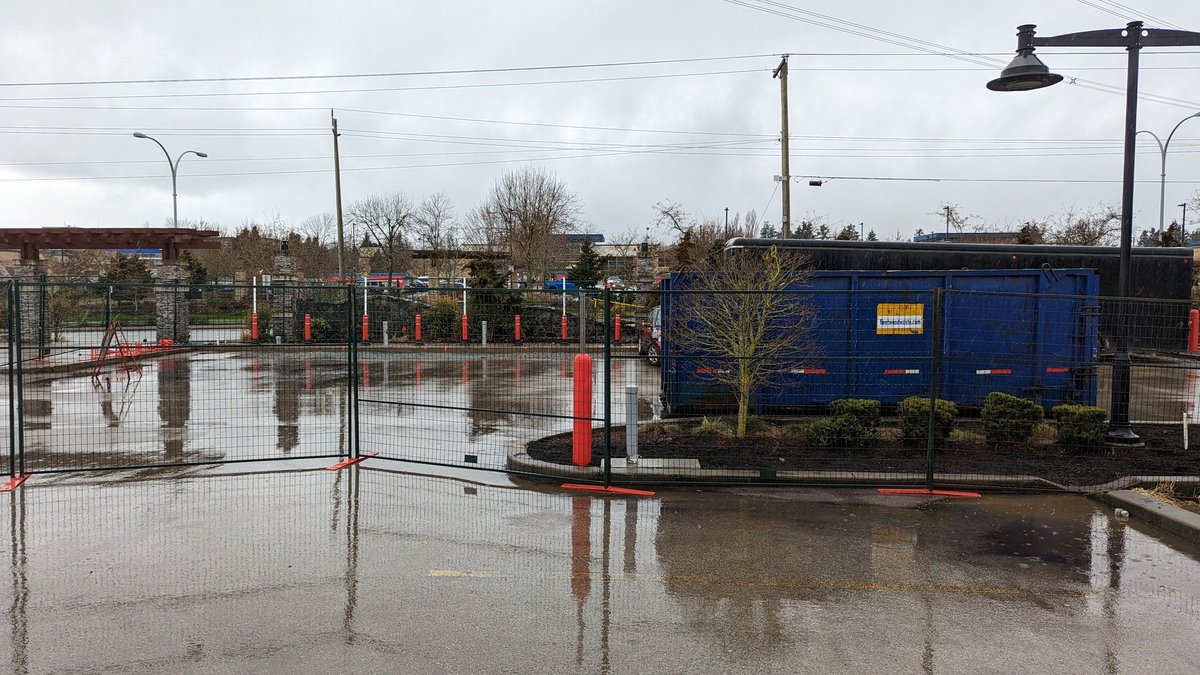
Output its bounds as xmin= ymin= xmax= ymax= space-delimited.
xmin=981 ymin=392 xmax=1045 ymax=444
xmin=309 ymin=317 xmax=334 ymax=342
xmin=1053 ymin=405 xmax=1107 ymax=448
xmin=692 ymin=418 xmax=734 ymax=437
xmin=829 ymin=399 xmax=881 ymax=429
xmin=898 ymin=397 xmax=958 ymax=444
xmin=789 ymin=415 xmax=871 ymax=447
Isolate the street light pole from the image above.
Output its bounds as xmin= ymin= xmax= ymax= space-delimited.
xmin=133 ymin=132 xmax=207 ymax=228
xmin=988 ymin=21 xmax=1200 ymax=445
xmin=1137 ymin=112 xmax=1200 ymax=234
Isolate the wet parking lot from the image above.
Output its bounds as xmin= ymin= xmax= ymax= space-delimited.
xmin=3 ymin=468 xmax=1199 ymax=673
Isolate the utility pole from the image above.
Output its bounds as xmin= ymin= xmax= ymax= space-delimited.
xmin=724 ymin=207 xmax=729 ymax=229
xmin=332 ymin=110 xmax=346 ymax=282
xmin=943 ymin=205 xmax=952 ymax=235
xmin=773 ymin=55 xmax=791 ymax=238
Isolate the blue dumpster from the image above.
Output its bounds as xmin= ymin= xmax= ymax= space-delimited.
xmin=660 ymin=268 xmax=1099 ymax=414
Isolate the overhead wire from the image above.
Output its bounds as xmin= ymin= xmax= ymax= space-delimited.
xmin=722 ymin=0 xmax=1200 ymax=110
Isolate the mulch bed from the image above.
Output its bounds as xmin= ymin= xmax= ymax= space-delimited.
xmin=525 ymin=419 xmax=1200 ymax=487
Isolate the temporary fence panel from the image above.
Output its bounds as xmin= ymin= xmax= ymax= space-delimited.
xmin=356 ymin=286 xmax=609 ymax=476
xmin=13 ymin=281 xmax=353 ymax=474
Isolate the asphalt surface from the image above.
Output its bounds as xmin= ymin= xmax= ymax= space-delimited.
xmin=2 ymin=468 xmax=1199 ymax=673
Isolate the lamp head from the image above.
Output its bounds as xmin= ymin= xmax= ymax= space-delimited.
xmin=194 ymin=151 xmax=209 ymax=158
xmin=987 ymin=24 xmax=1064 ymax=92
xmin=132 ymin=132 xmax=148 ymax=139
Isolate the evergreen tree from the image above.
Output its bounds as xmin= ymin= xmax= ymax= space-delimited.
xmin=567 ymin=238 xmax=605 ymax=287
xmin=1161 ymin=221 xmax=1185 ymax=247
xmin=181 ymin=251 xmax=209 ymax=285
xmin=815 ymin=224 xmax=831 ymax=240
xmin=834 ymin=223 xmax=859 ymax=240
xmin=797 ymin=220 xmax=815 ymax=239
xmin=866 ymin=229 xmax=878 ymax=242
xmin=673 ymin=229 xmax=696 ymax=271
xmin=759 ymin=221 xmax=781 ymax=238
xmin=1017 ymin=223 xmax=1044 ymax=245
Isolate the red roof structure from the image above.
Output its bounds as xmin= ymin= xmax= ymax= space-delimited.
xmin=0 ymin=227 xmax=221 ymax=261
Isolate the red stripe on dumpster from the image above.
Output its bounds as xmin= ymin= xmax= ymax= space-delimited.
xmin=1 ymin=475 xmax=29 ymax=492
xmin=790 ymin=369 xmax=826 ymax=375
xmin=1045 ymin=367 xmax=1070 ymax=374
xmin=562 ymin=483 xmax=656 ymax=496
xmin=975 ymin=369 xmax=1012 ymax=375
xmin=883 ymin=369 xmax=920 ymax=375
xmin=325 ymin=452 xmax=379 ymax=471
xmin=877 ymin=488 xmax=981 ymax=499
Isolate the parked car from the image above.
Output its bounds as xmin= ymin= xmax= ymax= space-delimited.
xmin=604 ymin=275 xmax=624 ymax=288
xmin=412 ymin=276 xmax=429 ymax=289
xmin=544 ymin=279 xmax=580 ymax=292
xmin=638 ymin=306 xmax=662 ymax=366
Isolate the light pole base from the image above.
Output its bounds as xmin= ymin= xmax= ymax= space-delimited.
xmin=1105 ymin=425 xmax=1144 ymax=448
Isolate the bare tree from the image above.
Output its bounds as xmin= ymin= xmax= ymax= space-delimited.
xmin=666 ymin=245 xmax=817 ymax=437
xmin=1034 ymin=204 xmax=1121 ymax=246
xmin=348 ymin=193 xmax=415 ymax=285
xmin=471 ymin=167 xmax=581 ymax=282
xmin=298 ymin=213 xmax=336 ymax=247
xmin=414 ymin=192 xmax=460 ymax=280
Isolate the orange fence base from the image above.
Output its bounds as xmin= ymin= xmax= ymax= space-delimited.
xmin=1 ymin=475 xmax=29 ymax=493
xmin=877 ymin=488 xmax=981 ymax=499
xmin=561 ymin=483 xmax=656 ymax=497
xmin=325 ymin=452 xmax=379 ymax=472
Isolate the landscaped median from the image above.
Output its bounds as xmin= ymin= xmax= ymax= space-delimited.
xmin=509 ymin=404 xmax=1200 ymax=492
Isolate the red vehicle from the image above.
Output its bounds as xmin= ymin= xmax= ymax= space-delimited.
xmin=638 ymin=306 xmax=662 ymax=366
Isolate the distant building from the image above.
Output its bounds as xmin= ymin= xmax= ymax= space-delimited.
xmin=913 ymin=231 xmax=1020 ymax=244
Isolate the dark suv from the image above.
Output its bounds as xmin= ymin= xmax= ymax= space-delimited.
xmin=638 ymin=306 xmax=662 ymax=366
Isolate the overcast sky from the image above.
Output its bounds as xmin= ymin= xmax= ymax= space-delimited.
xmin=2 ymin=1 xmax=1199 ymax=243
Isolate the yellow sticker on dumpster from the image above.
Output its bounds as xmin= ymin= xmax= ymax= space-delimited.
xmin=877 ymin=304 xmax=924 ymax=335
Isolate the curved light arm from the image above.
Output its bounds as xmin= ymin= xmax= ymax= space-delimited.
xmin=173 ymin=150 xmax=208 ymax=176
xmin=1163 ymin=112 xmax=1200 ymax=155
xmin=133 ymin=132 xmax=175 ymax=180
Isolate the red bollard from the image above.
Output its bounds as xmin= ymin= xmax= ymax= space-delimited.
xmin=304 ymin=313 xmax=312 ymax=341
xmin=461 ymin=314 xmax=469 ymax=343
xmin=362 ymin=362 xmax=371 ymax=388
xmin=1190 ymin=309 xmax=1199 ymax=353
xmin=572 ymin=353 xmax=593 ymax=466
xmin=251 ymin=313 xmax=259 ymax=341
xmin=415 ymin=314 xmax=423 ymax=343
xmin=362 ymin=313 xmax=369 ymax=342
xmin=614 ymin=313 xmax=622 ymax=342
xmin=514 ymin=314 xmax=522 ymax=343
xmin=561 ymin=314 xmax=568 ymax=343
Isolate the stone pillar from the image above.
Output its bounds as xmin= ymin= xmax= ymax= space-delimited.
xmin=152 ymin=262 xmax=189 ymax=344
xmin=271 ymin=254 xmax=297 ymax=342
xmin=10 ymin=259 xmax=47 ymax=350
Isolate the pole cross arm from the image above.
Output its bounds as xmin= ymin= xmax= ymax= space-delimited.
xmin=1034 ymin=26 xmax=1200 ymax=48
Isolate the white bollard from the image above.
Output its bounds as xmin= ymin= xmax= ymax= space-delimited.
xmin=482 ymin=320 xmax=488 ymax=347
xmin=626 ymin=384 xmax=639 ymax=463
xmin=382 ymin=320 xmax=389 ymax=347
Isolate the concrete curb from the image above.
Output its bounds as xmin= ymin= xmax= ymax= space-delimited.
xmin=1092 ymin=490 xmax=1200 ymax=547
xmin=505 ymin=441 xmax=1063 ymax=488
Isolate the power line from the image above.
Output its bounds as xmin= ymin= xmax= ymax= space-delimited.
xmin=0 ymin=54 xmax=775 ymax=88
xmin=723 ymin=0 xmax=1200 ymax=110
xmin=0 ymin=68 xmax=765 ymax=103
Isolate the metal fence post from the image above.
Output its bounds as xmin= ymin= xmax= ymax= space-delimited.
xmin=6 ymin=281 xmax=15 ymax=478
xmin=925 ymin=288 xmax=945 ymax=491
xmin=345 ymin=283 xmax=357 ymax=459
xmin=351 ymin=283 xmax=362 ymax=459
xmin=14 ymin=280 xmax=24 ymax=477
xmin=603 ymin=286 xmax=612 ymax=487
